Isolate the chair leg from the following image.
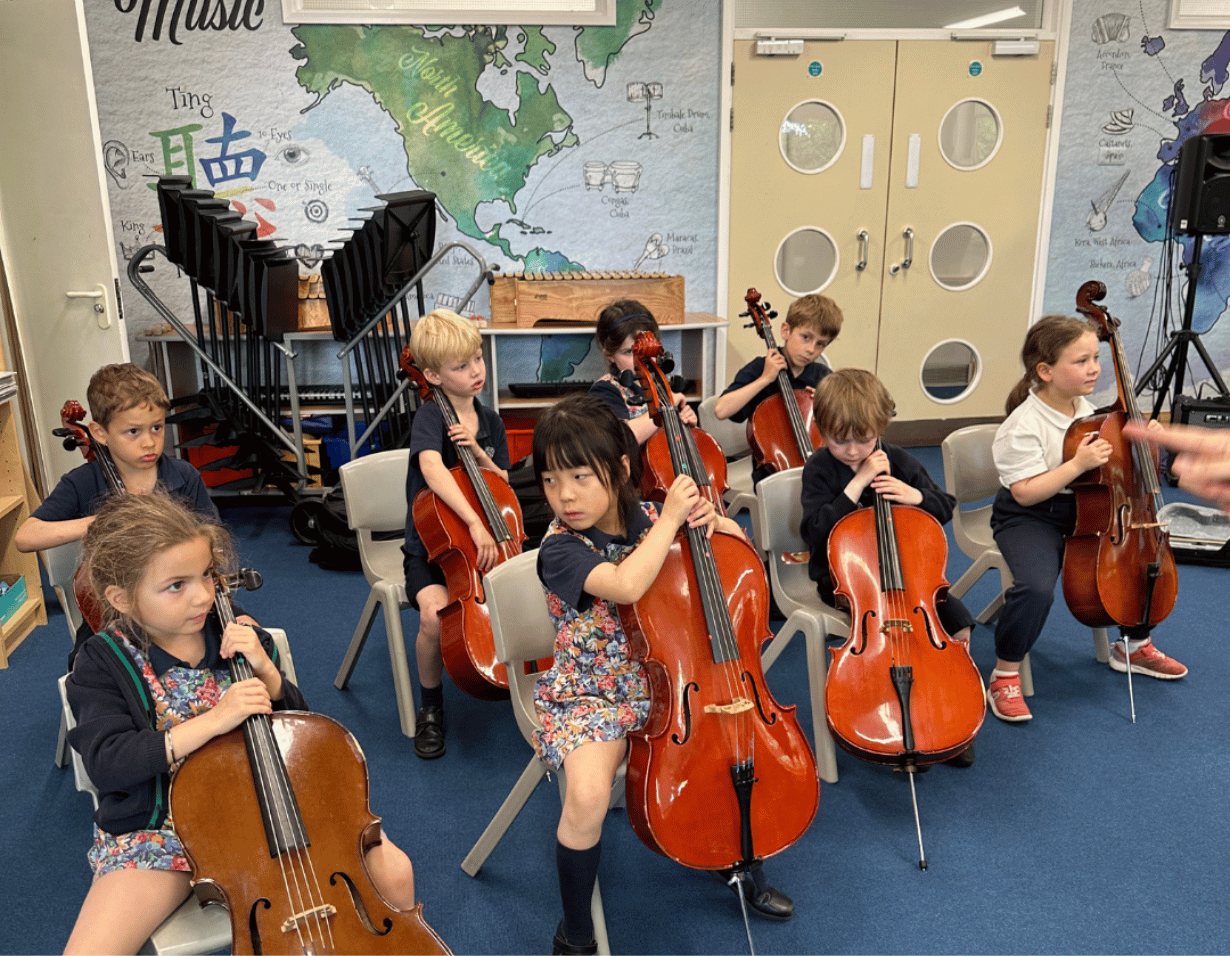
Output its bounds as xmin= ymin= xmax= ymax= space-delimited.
xmin=591 ymin=877 xmax=610 ymax=956
xmin=335 ymin=589 xmax=381 ymax=690
xmin=803 ymin=628 xmax=838 ymax=784
xmin=462 ymin=756 xmax=550 ymax=877
xmin=760 ymin=627 xmax=795 ymax=672
xmin=1019 ymin=653 xmax=1035 ymax=698
xmin=378 ymin=586 xmax=417 ymax=739
xmin=55 ymin=707 xmax=70 ymax=769
xmin=1092 ymin=626 xmax=1111 ymax=664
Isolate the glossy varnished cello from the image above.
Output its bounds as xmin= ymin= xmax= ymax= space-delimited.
xmin=399 ymin=346 xmax=529 ymax=701
xmin=622 ymin=340 xmax=730 ymax=514
xmin=825 ymin=444 xmax=985 ymax=868
xmin=618 ymin=330 xmax=819 ymax=879
xmin=170 ymin=570 xmax=451 ymax=955
xmin=742 ymin=288 xmax=821 ymax=475
xmin=53 ymin=400 xmax=124 ymax=634
xmin=1063 ymin=280 xmax=1178 ymax=718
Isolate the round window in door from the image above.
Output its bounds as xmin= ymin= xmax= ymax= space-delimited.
xmin=938 ymin=99 xmax=1002 ymax=170
xmin=920 ymin=339 xmax=982 ymax=405
xmin=779 ymin=101 xmax=845 ymax=174
xmin=929 ymin=223 xmax=993 ymax=290
xmin=775 ymin=226 xmax=839 ymax=296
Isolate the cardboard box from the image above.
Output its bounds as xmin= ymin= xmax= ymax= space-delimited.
xmin=0 ymin=574 xmax=28 ymax=627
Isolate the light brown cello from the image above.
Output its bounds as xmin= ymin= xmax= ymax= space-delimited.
xmin=399 ymin=345 xmax=530 ymax=701
xmin=825 ymin=444 xmax=985 ymax=869
xmin=742 ymin=288 xmax=821 ymax=475
xmin=618 ymin=330 xmax=819 ymax=883
xmin=1063 ymin=280 xmax=1178 ymax=718
xmin=170 ymin=569 xmax=451 ymax=955
xmin=52 ymin=400 xmax=124 ymax=634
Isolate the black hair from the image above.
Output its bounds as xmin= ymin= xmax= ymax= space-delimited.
xmin=595 ymin=299 xmax=660 ymax=365
xmin=532 ymin=393 xmax=643 ymax=534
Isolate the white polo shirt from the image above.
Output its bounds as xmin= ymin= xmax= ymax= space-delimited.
xmin=993 ymin=391 xmax=1096 ymax=490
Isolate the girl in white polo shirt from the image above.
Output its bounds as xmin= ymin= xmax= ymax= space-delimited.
xmin=987 ymin=315 xmax=1187 ymax=723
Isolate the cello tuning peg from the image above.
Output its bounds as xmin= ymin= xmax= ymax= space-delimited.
xmin=768 ymin=309 xmax=778 ymax=319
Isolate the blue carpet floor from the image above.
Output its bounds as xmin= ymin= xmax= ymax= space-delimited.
xmin=2 ymin=446 xmax=1228 ymax=955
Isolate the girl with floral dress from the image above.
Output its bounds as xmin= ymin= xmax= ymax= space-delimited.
xmin=63 ymin=493 xmax=416 ymax=955
xmin=531 ymin=394 xmax=792 ymax=956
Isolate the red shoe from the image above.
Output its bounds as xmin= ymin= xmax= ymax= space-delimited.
xmin=987 ymin=673 xmax=1032 ymax=722
xmin=1109 ymin=640 xmax=1188 ymax=680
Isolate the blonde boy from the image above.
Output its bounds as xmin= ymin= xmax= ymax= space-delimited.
xmin=403 ymin=309 xmax=510 ymax=759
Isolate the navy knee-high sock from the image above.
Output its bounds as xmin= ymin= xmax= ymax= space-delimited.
xmin=556 ymin=840 xmax=601 ymax=943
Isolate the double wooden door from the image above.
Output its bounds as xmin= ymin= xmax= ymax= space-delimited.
xmin=728 ymin=38 xmax=1055 ymax=422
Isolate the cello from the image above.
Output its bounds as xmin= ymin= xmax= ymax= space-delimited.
xmin=1062 ymin=280 xmax=1178 ymax=718
xmin=170 ymin=569 xmax=451 ymax=955
xmin=52 ymin=400 xmax=124 ymax=634
xmin=621 ymin=342 xmax=730 ymax=514
xmin=399 ymin=346 xmax=528 ymax=701
xmin=742 ymin=288 xmax=821 ymax=474
xmin=825 ymin=444 xmax=985 ymax=869
xmin=618 ymin=330 xmax=819 ymax=883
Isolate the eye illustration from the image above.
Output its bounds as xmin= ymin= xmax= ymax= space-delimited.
xmin=277 ymin=144 xmax=311 ymax=166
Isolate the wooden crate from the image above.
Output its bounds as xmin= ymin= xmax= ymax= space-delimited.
xmin=490 ymin=272 xmax=684 ymax=327
xmin=280 ymin=436 xmax=323 ymax=487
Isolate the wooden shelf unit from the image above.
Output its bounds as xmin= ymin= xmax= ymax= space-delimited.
xmin=0 ymin=395 xmax=46 ymax=667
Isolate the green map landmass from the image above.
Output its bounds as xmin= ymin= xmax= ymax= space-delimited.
xmin=289 ymin=2 xmax=662 ymax=261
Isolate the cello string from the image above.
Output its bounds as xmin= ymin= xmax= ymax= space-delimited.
xmin=435 ymin=386 xmax=511 ymax=541
xmin=218 ymin=579 xmax=331 ymax=953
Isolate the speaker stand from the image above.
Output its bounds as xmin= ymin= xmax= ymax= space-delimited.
xmin=1136 ymin=232 xmax=1230 ymax=417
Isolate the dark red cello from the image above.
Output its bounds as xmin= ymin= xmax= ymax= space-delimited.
xmin=1063 ymin=280 xmax=1178 ymax=719
xmin=825 ymin=444 xmax=985 ymax=869
xmin=399 ymin=346 xmax=529 ymax=701
xmin=52 ymin=400 xmax=124 ymax=634
xmin=626 ymin=340 xmax=730 ymax=515
xmin=171 ymin=569 xmax=451 ymax=955
xmin=742 ymin=288 xmax=821 ymax=475
xmin=618 ymin=330 xmax=819 ymax=881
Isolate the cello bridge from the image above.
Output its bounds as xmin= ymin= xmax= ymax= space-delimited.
xmin=281 ymin=903 xmax=337 ymax=934
xmin=704 ymin=698 xmax=753 ymax=715
xmin=880 ymin=619 xmax=912 ymax=633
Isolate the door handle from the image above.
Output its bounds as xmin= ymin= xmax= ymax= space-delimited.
xmin=66 ymin=284 xmax=111 ymax=329
xmin=889 ymin=227 xmax=914 ymax=275
xmin=856 ymin=230 xmax=869 ymax=272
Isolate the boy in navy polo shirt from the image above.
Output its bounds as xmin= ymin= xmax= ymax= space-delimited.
xmin=403 ymin=309 xmax=509 ymax=759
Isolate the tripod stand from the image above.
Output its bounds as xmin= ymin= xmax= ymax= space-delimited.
xmin=1136 ymin=231 xmax=1230 ymax=418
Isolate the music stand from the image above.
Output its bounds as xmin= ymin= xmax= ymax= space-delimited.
xmin=1138 ymin=231 xmax=1230 ymax=417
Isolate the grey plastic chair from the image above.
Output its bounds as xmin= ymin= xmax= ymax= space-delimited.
xmin=60 ymin=628 xmax=296 ymax=955
xmin=755 ymin=467 xmax=844 ymax=783
xmin=334 ymin=449 xmax=419 ymax=738
xmin=697 ymin=395 xmax=760 ymax=545
xmin=941 ymin=424 xmax=1110 ymax=697
xmin=460 ymin=549 xmax=613 ymax=956
xmin=47 ymin=541 xmax=85 ymax=769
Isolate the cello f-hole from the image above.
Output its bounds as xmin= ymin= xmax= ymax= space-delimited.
xmin=670 ymin=682 xmax=701 ymax=745
xmin=914 ymin=609 xmax=947 ymax=651
xmin=742 ymin=672 xmax=779 ymax=726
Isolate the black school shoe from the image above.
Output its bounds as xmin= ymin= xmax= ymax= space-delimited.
xmin=945 ymin=742 xmax=976 ymax=768
xmin=717 ymin=870 xmax=795 ymax=921
xmin=552 ymin=920 xmax=597 ymax=955
xmin=414 ymin=705 xmax=446 ymax=759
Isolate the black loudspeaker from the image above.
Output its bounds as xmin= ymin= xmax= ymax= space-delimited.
xmin=1174 ymin=393 xmax=1230 ymax=428
xmin=1170 ymin=133 xmax=1230 ymax=235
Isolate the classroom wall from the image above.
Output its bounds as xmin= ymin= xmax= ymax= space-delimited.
xmin=82 ymin=0 xmax=721 ymax=379
xmin=81 ymin=1 xmax=1230 ymax=408
xmin=1041 ymin=0 xmax=1230 ymax=407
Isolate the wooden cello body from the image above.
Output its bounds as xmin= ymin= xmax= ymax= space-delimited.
xmin=401 ymin=347 xmax=528 ymax=701
xmin=1062 ymin=280 xmax=1178 ymax=630
xmin=619 ymin=331 xmax=819 ymax=870
xmin=170 ymin=577 xmax=451 ymax=955
xmin=53 ymin=400 xmax=121 ymax=635
xmin=826 ymin=497 xmax=985 ymax=766
xmin=742 ymin=288 xmax=821 ymax=475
